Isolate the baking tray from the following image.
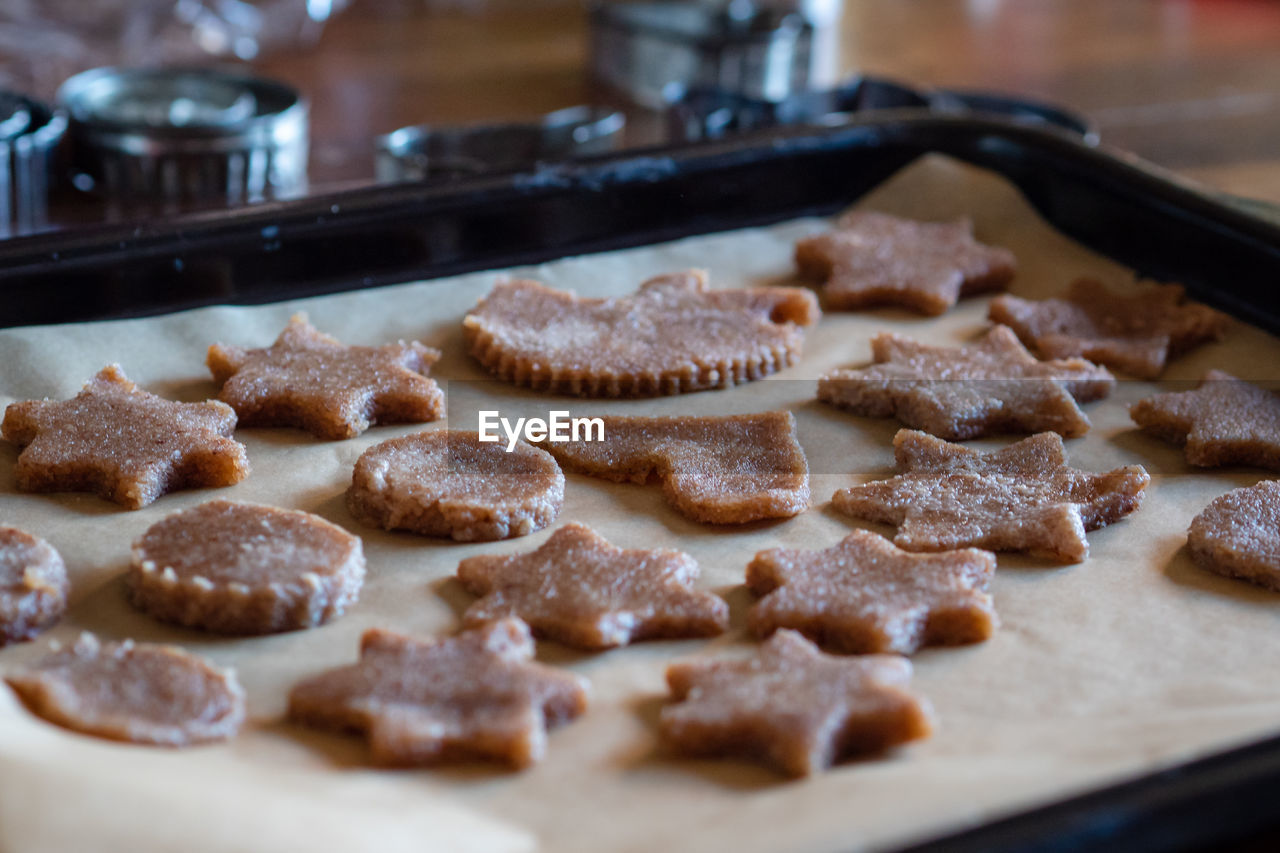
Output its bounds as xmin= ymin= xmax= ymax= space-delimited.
xmin=2 ymin=113 xmax=1280 ymax=852
xmin=1 ymin=112 xmax=1277 ymax=334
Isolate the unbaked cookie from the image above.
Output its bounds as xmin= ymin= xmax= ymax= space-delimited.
xmin=0 ymin=527 xmax=68 ymax=646
xmin=128 ymin=500 xmax=365 ymax=635
xmin=818 ymin=325 xmax=1113 ymax=439
xmin=2 ymin=365 xmax=249 ymax=509
xmin=989 ymin=278 xmax=1226 ymax=379
xmin=1188 ymin=481 xmax=1280 ymax=591
xmin=457 ymin=523 xmax=728 ymax=650
xmin=288 ymin=619 xmax=588 ymax=768
xmin=794 ymin=210 xmax=1016 ymax=315
xmin=4 ymin=633 xmax=244 ymax=746
xmin=1130 ymin=370 xmax=1280 ymax=471
xmin=348 ymin=430 xmax=564 ymax=541
xmin=208 ymin=314 xmax=444 ymax=440
xmin=660 ymin=629 xmax=933 ymax=777
xmin=463 ymin=270 xmax=819 ymax=396
xmin=537 ymin=411 xmax=809 ymax=524
xmin=832 ymin=429 xmax=1150 ymax=563
xmin=746 ymin=529 xmax=997 ymax=655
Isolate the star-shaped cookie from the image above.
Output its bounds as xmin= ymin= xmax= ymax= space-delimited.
xmin=463 ymin=270 xmax=820 ymax=397
xmin=818 ymin=325 xmax=1114 ymax=439
xmin=746 ymin=530 xmax=997 ymax=655
xmin=659 ymin=629 xmax=933 ymax=777
xmin=832 ymin=429 xmax=1150 ymax=563
xmin=1130 ymin=370 xmax=1280 ymax=470
xmin=794 ymin=210 xmax=1016 ymax=315
xmin=457 ymin=523 xmax=729 ymax=650
xmin=537 ymin=411 xmax=809 ymax=524
xmin=287 ymin=619 xmax=588 ymax=768
xmin=988 ymin=278 xmax=1227 ymax=379
xmin=207 ymin=314 xmax=444 ymax=439
xmin=2 ymin=365 xmax=250 ymax=509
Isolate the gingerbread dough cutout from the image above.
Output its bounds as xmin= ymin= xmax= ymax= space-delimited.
xmin=1188 ymin=481 xmax=1280 ymax=591
xmin=794 ymin=211 xmax=1016 ymax=315
xmin=538 ymin=411 xmax=809 ymax=524
xmin=128 ymin=500 xmax=366 ymax=635
xmin=832 ymin=429 xmax=1150 ymax=563
xmin=818 ymin=325 xmax=1113 ymax=439
xmin=348 ymin=430 xmax=564 ymax=541
xmin=2 ymin=365 xmax=249 ymax=509
xmin=5 ymin=634 xmax=245 ymax=746
xmin=457 ymin=523 xmax=728 ymax=650
xmin=288 ymin=619 xmax=588 ymax=768
xmin=660 ymin=629 xmax=933 ymax=777
xmin=747 ymin=529 xmax=997 ymax=655
xmin=463 ymin=270 xmax=819 ymax=396
xmin=0 ymin=527 xmax=69 ymax=646
xmin=208 ymin=314 xmax=444 ymax=440
xmin=989 ymin=278 xmax=1227 ymax=379
xmin=1130 ymin=370 xmax=1280 ymax=471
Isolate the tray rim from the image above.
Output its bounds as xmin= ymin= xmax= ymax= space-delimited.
xmin=1 ymin=110 xmax=1277 ymax=275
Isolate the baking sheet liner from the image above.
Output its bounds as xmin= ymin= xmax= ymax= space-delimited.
xmin=1 ymin=154 xmax=1278 ymax=853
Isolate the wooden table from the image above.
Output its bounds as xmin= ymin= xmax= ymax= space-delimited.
xmin=253 ymin=0 xmax=1280 ymax=204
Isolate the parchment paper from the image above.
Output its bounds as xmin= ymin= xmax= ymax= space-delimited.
xmin=2 ymin=155 xmax=1279 ymax=853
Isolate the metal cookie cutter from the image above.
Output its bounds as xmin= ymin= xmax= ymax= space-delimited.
xmin=589 ymin=0 xmax=817 ymax=108
xmin=376 ymin=105 xmax=626 ymax=182
xmin=0 ymin=90 xmax=67 ymax=235
xmin=58 ymin=66 xmax=308 ymax=214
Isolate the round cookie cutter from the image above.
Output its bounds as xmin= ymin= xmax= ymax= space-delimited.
xmin=589 ymin=0 xmax=818 ymax=109
xmin=0 ymin=89 xmax=67 ymax=235
xmin=375 ymin=105 xmax=626 ymax=182
xmin=58 ymin=66 xmax=308 ymax=213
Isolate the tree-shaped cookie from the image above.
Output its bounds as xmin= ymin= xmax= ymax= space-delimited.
xmin=989 ymin=278 xmax=1227 ymax=379
xmin=537 ymin=411 xmax=809 ymax=524
xmin=659 ymin=629 xmax=933 ymax=777
xmin=794 ymin=210 xmax=1016 ymax=315
xmin=208 ymin=314 xmax=444 ymax=440
xmin=288 ymin=619 xmax=587 ymax=768
xmin=463 ymin=269 xmax=819 ymax=396
xmin=832 ymin=429 xmax=1150 ymax=563
xmin=457 ymin=523 xmax=728 ymax=650
xmin=818 ymin=325 xmax=1113 ymax=439
xmin=1 ymin=365 xmax=249 ymax=509
xmin=746 ymin=530 xmax=997 ymax=655
xmin=1130 ymin=370 xmax=1280 ymax=471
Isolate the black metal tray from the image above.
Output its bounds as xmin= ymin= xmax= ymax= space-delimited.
xmin=3 ymin=113 xmax=1280 ymax=853
xmin=2 ymin=112 xmax=1278 ymax=333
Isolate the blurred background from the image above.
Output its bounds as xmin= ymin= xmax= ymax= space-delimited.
xmin=1 ymin=0 xmax=1279 ymax=229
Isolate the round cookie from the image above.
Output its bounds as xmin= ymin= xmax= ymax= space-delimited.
xmin=128 ymin=500 xmax=365 ymax=635
xmin=348 ymin=430 xmax=564 ymax=541
xmin=4 ymin=633 xmax=244 ymax=746
xmin=0 ymin=527 xmax=69 ymax=646
xmin=1188 ymin=480 xmax=1280 ymax=591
